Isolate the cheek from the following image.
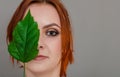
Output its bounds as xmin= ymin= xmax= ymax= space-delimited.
xmin=46 ymin=37 xmax=61 ymax=54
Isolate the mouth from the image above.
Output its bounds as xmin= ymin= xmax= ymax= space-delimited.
xmin=34 ymin=55 xmax=49 ymax=61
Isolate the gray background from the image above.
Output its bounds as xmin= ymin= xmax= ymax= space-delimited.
xmin=0 ymin=0 xmax=120 ymax=77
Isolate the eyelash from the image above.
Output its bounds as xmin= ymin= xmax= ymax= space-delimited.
xmin=45 ymin=28 xmax=59 ymax=37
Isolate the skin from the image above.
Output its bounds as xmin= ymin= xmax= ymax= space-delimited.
xmin=22 ymin=3 xmax=62 ymax=77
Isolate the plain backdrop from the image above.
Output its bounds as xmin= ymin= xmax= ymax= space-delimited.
xmin=0 ymin=0 xmax=120 ymax=77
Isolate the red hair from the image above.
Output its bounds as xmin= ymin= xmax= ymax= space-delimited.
xmin=6 ymin=0 xmax=74 ymax=77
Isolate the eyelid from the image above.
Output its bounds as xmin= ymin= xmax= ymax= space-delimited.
xmin=45 ymin=27 xmax=61 ymax=33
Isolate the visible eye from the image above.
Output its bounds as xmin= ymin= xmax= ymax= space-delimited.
xmin=46 ymin=28 xmax=59 ymax=37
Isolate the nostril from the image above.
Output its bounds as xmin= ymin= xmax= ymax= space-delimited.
xmin=39 ymin=46 xmax=43 ymax=48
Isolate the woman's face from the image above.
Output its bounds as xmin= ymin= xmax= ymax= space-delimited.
xmin=24 ymin=3 xmax=61 ymax=74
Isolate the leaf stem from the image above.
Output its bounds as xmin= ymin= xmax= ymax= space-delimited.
xmin=24 ymin=63 xmax=26 ymax=77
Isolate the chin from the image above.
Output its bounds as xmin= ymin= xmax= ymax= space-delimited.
xmin=25 ymin=55 xmax=61 ymax=74
xmin=25 ymin=60 xmax=49 ymax=73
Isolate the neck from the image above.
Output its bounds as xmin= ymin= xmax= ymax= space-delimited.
xmin=25 ymin=64 xmax=61 ymax=77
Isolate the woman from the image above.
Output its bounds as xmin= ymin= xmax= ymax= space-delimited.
xmin=6 ymin=0 xmax=74 ymax=77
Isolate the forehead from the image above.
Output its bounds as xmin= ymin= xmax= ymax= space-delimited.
xmin=24 ymin=3 xmax=61 ymax=27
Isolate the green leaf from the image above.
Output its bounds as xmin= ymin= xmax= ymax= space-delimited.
xmin=8 ymin=10 xmax=40 ymax=63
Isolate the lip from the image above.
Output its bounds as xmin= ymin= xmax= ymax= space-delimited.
xmin=34 ymin=55 xmax=48 ymax=61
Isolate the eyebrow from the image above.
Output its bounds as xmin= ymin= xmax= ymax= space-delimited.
xmin=43 ymin=23 xmax=61 ymax=29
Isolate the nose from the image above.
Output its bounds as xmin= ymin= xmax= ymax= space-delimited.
xmin=38 ymin=34 xmax=45 ymax=49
